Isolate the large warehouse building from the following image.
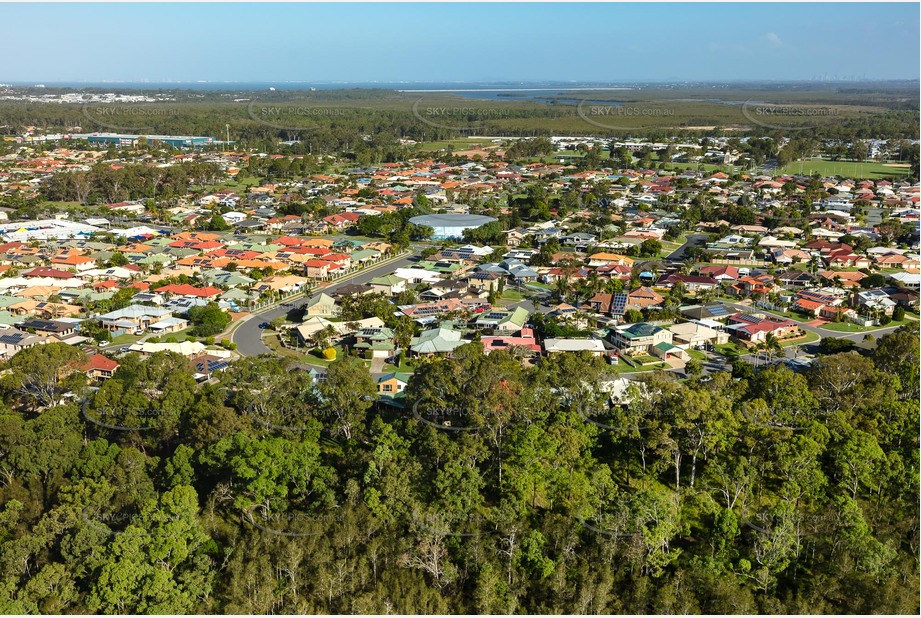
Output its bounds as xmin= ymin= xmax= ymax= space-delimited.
xmin=68 ymin=133 xmax=216 ymax=148
xmin=409 ymin=214 xmax=497 ymax=240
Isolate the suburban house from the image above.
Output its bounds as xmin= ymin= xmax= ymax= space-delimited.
xmin=543 ymin=338 xmax=607 ymax=356
xmin=303 ymin=259 xmax=339 ymax=279
xmin=98 ymin=306 xmax=173 ymax=333
xmin=777 ymin=270 xmax=815 ymax=289
xmin=0 ymin=327 xmax=47 ymax=359
xmin=18 ymin=319 xmax=76 ymax=338
xmin=377 ymin=372 xmax=411 ymax=397
xmin=157 ymin=284 xmax=223 ymax=301
xmin=584 ymin=292 xmax=629 ymax=319
xmin=409 ymin=326 xmax=470 ymax=356
xmin=353 ymin=326 xmax=396 ymax=359
xmin=148 ymin=316 xmax=189 ymax=335
xmin=874 ymin=252 xmax=920 ymax=269
xmin=609 ymin=322 xmax=674 ymax=355
xmin=588 ymin=253 xmax=634 ymax=268
xmin=658 ymin=273 xmax=720 ymax=292
xmin=480 ymin=327 xmax=541 ymax=356
xmin=81 ymin=353 xmax=120 ymax=380
xmin=474 ymin=306 xmax=530 ymax=333
xmin=668 ymin=321 xmax=729 ymax=349
xmin=302 ymin=293 xmax=339 ymax=317
xmin=627 ymin=286 xmax=664 ymax=309
xmin=699 ymin=265 xmax=739 ymax=282
xmin=368 ymin=275 xmax=407 ymax=296
xmin=725 ymin=313 xmax=800 ymax=344
xmin=853 ymin=289 xmax=897 ymax=315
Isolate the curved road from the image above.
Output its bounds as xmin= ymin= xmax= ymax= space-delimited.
xmin=232 ymin=249 xmax=423 ymax=357
xmin=666 ymin=233 xmax=709 ymax=261
xmin=714 ymin=299 xmax=911 ymax=345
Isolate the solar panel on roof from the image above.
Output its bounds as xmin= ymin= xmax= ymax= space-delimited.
xmin=707 ymin=305 xmax=729 ymax=316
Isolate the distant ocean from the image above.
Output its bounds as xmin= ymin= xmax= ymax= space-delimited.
xmin=5 ymin=81 xmax=633 ymax=103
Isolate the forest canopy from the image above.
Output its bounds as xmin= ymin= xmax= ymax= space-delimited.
xmin=0 ymin=323 xmax=917 ymax=614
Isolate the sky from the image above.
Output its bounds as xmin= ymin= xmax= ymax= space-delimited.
xmin=0 ymin=2 xmax=918 ymax=83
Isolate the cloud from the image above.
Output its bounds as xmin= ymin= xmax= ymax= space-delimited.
xmin=763 ymin=32 xmax=783 ymax=48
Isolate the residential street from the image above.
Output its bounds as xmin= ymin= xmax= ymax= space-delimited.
xmin=232 ymin=248 xmax=423 ymax=357
xmin=714 ymin=299 xmax=910 ymax=344
xmin=666 ymin=233 xmax=709 ymax=261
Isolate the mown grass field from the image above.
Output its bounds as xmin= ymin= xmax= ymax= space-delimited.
xmin=777 ymin=158 xmax=913 ymax=179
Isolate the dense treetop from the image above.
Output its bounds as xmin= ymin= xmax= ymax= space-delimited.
xmin=0 ymin=323 xmax=917 ymax=613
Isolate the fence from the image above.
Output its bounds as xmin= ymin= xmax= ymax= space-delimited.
xmin=244 ymin=249 xmax=410 ymax=312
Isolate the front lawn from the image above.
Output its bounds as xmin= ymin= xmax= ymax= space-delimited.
xmin=382 ymin=355 xmax=416 ymax=374
xmin=615 ymin=361 xmax=669 ymax=373
xmin=629 ymin=354 xmax=661 ymax=365
xmin=758 ymin=307 xmax=810 ymax=322
xmin=109 ymin=333 xmax=144 ymax=346
xmin=821 ymin=317 xmax=914 ymax=333
xmin=714 ymin=342 xmax=746 ymax=358
xmin=780 ymin=330 xmax=820 ymax=346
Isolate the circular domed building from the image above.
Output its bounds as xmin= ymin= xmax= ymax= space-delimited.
xmin=408 ymin=213 xmax=498 ymax=240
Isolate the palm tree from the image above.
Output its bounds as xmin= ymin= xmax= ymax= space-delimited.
xmin=586 ymin=271 xmax=602 ymax=296
xmin=763 ymin=333 xmax=782 ymax=364
xmin=309 ymin=325 xmax=338 ymax=351
xmin=697 ymin=288 xmax=716 ymax=306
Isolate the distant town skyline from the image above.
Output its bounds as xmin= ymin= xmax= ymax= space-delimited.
xmin=0 ymin=3 xmax=917 ymax=83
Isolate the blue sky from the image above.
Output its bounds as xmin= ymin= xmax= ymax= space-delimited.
xmin=1 ymin=3 xmax=917 ymax=83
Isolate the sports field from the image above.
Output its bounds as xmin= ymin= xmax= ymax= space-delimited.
xmin=777 ymin=159 xmax=913 ymax=179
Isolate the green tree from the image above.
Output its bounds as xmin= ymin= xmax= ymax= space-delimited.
xmin=5 ymin=343 xmax=85 ymax=407
xmin=86 ymin=485 xmax=214 ymax=614
xmin=319 ymin=356 xmax=377 ymax=442
xmin=187 ymin=303 xmax=231 ymax=337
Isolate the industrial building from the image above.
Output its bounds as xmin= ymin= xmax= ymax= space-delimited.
xmin=67 ymin=132 xmax=216 ymax=148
